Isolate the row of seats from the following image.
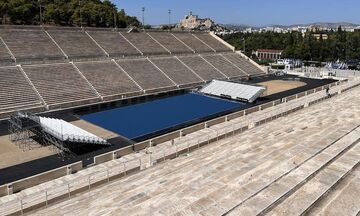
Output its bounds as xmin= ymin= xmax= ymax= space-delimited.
xmin=223 ymin=53 xmax=265 ymax=76
xmin=0 ymin=29 xmax=232 ymax=63
xmin=202 ymin=54 xmax=248 ymax=78
xmin=173 ymin=33 xmax=213 ymax=53
xmin=120 ymin=32 xmax=168 ymax=55
xmin=147 ymin=32 xmax=193 ymax=54
xmin=0 ymin=29 xmax=65 ymax=62
xmin=22 ymin=64 xmax=99 ymax=105
xmin=177 ymin=55 xmax=225 ymax=80
xmin=150 ymin=57 xmax=203 ymax=85
xmin=116 ymin=58 xmax=175 ymax=90
xmin=87 ymin=31 xmax=140 ymax=57
xmin=74 ymin=61 xmax=141 ymax=96
xmin=194 ymin=33 xmax=231 ymax=52
xmin=0 ymin=67 xmax=42 ymax=111
xmin=0 ymin=53 xmax=265 ymax=114
xmin=46 ymin=30 xmax=107 ymax=59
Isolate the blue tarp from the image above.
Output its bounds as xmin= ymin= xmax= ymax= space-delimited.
xmin=82 ymin=93 xmax=244 ymax=140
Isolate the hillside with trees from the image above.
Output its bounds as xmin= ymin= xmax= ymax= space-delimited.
xmin=0 ymin=0 xmax=140 ymax=28
xmin=223 ymin=27 xmax=360 ymax=62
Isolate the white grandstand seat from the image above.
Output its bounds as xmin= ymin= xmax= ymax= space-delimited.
xmin=39 ymin=116 xmax=107 ymax=144
xmin=86 ymin=31 xmax=141 ymax=57
xmin=150 ymin=56 xmax=203 ymax=86
xmin=47 ymin=29 xmax=106 ymax=59
xmin=116 ymin=58 xmax=175 ymax=90
xmin=121 ymin=32 xmax=169 ymax=55
xmin=74 ymin=61 xmax=142 ymax=97
xmin=200 ymin=80 xmax=266 ymax=103
xmin=201 ymin=54 xmax=248 ymax=78
xmin=178 ymin=55 xmax=226 ymax=81
xmin=22 ymin=63 xmax=100 ymax=106
xmin=0 ymin=67 xmax=42 ymax=112
xmin=0 ymin=29 xmax=65 ymax=62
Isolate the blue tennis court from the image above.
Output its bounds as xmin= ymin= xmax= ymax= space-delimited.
xmin=81 ymin=93 xmax=245 ymax=140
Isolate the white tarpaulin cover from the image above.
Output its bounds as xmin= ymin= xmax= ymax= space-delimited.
xmin=200 ymin=80 xmax=266 ymax=103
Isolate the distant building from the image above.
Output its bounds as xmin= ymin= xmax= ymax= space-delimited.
xmin=177 ymin=12 xmax=215 ymax=30
xmin=309 ymin=25 xmax=324 ymax=33
xmin=255 ymin=49 xmax=283 ymax=60
xmin=343 ymin=27 xmax=356 ymax=32
xmin=312 ymin=33 xmax=328 ymax=40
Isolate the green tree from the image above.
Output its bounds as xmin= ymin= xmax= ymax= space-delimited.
xmin=0 ymin=0 xmax=140 ymax=28
xmin=223 ymin=29 xmax=360 ymax=62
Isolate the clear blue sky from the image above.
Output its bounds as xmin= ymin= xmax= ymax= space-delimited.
xmin=112 ymin=0 xmax=360 ymax=26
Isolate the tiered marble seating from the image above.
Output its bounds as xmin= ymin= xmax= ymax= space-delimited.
xmin=195 ymin=33 xmax=232 ymax=52
xmin=86 ymin=31 xmax=141 ymax=57
xmin=23 ymin=63 xmax=99 ymax=106
xmin=75 ymin=61 xmax=141 ymax=97
xmin=120 ymin=32 xmax=169 ymax=55
xmin=223 ymin=53 xmax=265 ymax=76
xmin=150 ymin=56 xmax=203 ymax=86
xmin=0 ymin=67 xmax=42 ymax=112
xmin=47 ymin=30 xmax=106 ymax=59
xmin=178 ymin=55 xmax=226 ymax=81
xmin=201 ymin=54 xmax=248 ymax=78
xmin=0 ymin=29 xmax=64 ymax=62
xmin=172 ymin=33 xmax=214 ymax=53
xmin=20 ymin=84 xmax=360 ymax=216
xmin=147 ymin=32 xmax=193 ymax=54
xmin=116 ymin=58 xmax=175 ymax=90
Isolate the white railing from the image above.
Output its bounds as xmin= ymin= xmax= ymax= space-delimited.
xmin=0 ymin=157 xmax=141 ymax=216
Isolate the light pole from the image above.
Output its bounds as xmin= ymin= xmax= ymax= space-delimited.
xmin=142 ymin=7 xmax=145 ymax=29
xmin=168 ymin=9 xmax=171 ymax=30
xmin=114 ymin=11 xmax=117 ymax=29
xmin=241 ymin=38 xmax=246 ymax=52
xmin=79 ymin=0 xmax=82 ymax=27
xmin=39 ymin=0 xmax=43 ymax=26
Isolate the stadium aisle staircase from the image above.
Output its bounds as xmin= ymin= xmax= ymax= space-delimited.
xmin=0 ymin=39 xmax=14 ymax=66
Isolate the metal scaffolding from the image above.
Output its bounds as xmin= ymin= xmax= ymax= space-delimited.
xmin=9 ymin=112 xmax=72 ymax=158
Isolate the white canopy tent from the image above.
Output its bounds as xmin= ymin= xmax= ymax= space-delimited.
xmin=200 ymin=80 xmax=266 ymax=103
